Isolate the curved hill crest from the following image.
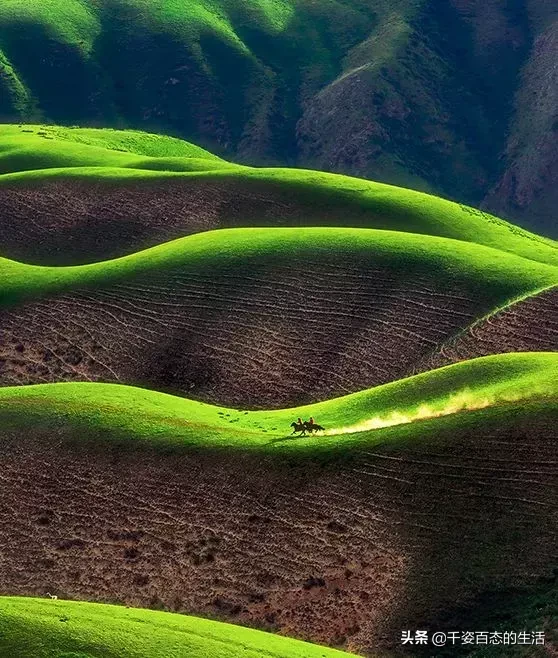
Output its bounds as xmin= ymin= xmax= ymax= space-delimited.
xmin=0 ymin=7 xmax=557 ymax=655
xmin=1 ymin=1 xmax=558 ymax=235
xmin=0 ymin=596 xmax=353 ymax=658
xmin=0 ymin=227 xmax=555 ymax=407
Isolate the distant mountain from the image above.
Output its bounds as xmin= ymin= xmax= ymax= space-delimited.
xmin=0 ymin=1 xmax=556 ymax=236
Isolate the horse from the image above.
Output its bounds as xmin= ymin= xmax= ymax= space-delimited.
xmin=305 ymin=422 xmax=325 ymax=434
xmin=290 ymin=421 xmax=325 ymax=436
xmin=290 ymin=421 xmax=308 ymax=435
xmin=308 ymin=423 xmax=325 ymax=434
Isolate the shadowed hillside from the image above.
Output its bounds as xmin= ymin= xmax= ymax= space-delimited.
xmin=419 ymin=285 xmax=558 ymax=373
xmin=0 ymin=125 xmax=556 ymax=267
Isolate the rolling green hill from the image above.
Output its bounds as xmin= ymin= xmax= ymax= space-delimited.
xmin=0 ymin=124 xmax=227 ymax=159
xmin=0 ymin=226 xmax=555 ymax=407
xmin=2 ymin=226 xmax=556 ymax=307
xmin=0 ymin=124 xmax=234 ymax=174
xmin=0 ymin=125 xmax=557 ymax=267
xmin=0 ymin=597 xmax=353 ymax=657
xmin=0 ymin=353 xmax=555 ymax=450
xmin=0 ymin=41 xmax=555 ymax=654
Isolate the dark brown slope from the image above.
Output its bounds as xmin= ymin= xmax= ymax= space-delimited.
xmin=0 ymin=175 xmax=406 ymax=265
xmin=0 ymin=258 xmax=499 ymax=408
xmin=418 ymin=285 xmax=558 ymax=373
xmin=0 ymin=177 xmax=231 ymax=265
xmin=0 ymin=405 xmax=556 ymax=656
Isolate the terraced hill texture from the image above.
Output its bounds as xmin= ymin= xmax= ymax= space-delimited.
xmin=0 ymin=355 xmax=556 ymax=655
xmin=0 ymin=123 xmax=557 ymax=656
xmin=1 ymin=227 xmax=556 ymax=408
xmin=0 ymin=2 xmax=557 ymax=235
xmin=420 ymin=285 xmax=558 ymax=373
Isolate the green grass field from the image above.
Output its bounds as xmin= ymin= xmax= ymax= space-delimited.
xmin=0 ymin=124 xmax=226 ymax=159
xmin=1 ymin=125 xmax=556 ymax=266
xmin=0 ymin=225 xmax=556 ymax=311
xmin=0 ymin=596 xmax=354 ymax=657
xmin=0 ymin=353 xmax=555 ymax=452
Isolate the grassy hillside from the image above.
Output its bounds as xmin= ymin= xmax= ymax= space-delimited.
xmin=0 ymin=597 xmax=353 ymax=657
xmin=0 ymin=124 xmax=234 ymax=174
xmin=0 ymin=353 xmax=555 ymax=451
xmin=0 ymin=227 xmax=555 ymax=407
xmin=0 ymin=126 xmax=556 ymax=267
xmin=1 ymin=226 xmax=556 ymax=308
xmin=0 ymin=0 xmax=374 ymax=162
xmin=0 ymin=124 xmax=226 ymax=159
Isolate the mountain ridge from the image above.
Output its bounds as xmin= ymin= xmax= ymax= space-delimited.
xmin=1 ymin=1 xmax=556 ymax=235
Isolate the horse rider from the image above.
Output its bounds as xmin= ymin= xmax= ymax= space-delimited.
xmin=308 ymin=416 xmax=315 ymax=428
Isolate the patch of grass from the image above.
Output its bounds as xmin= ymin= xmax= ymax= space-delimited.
xmin=0 ymin=0 xmax=100 ymax=52
xmin=20 ymin=124 xmax=226 ymax=158
xmin=0 ymin=596 xmax=353 ymax=657
xmin=0 ymin=353 xmax=555 ymax=453
xmin=0 ymin=1 xmax=105 ymax=121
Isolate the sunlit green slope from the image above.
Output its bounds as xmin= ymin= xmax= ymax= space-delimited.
xmin=0 ymin=124 xmax=232 ymax=173
xmin=0 ymin=597 xmax=353 ymax=658
xmin=0 ymin=227 xmax=556 ymax=311
xmin=0 ymin=124 xmax=226 ymax=158
xmin=0 ymin=353 xmax=555 ymax=451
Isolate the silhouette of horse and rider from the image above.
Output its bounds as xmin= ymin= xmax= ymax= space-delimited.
xmin=290 ymin=416 xmax=325 ymax=436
